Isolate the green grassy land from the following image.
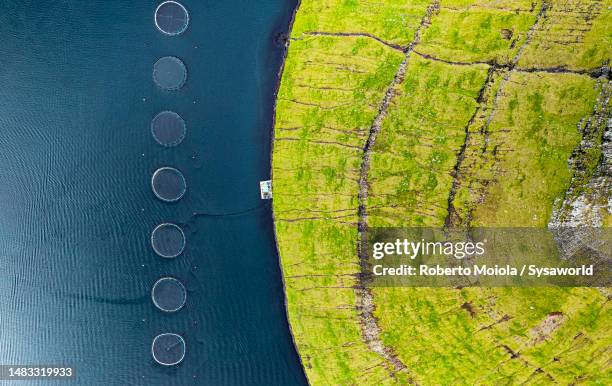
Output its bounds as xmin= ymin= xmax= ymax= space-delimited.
xmin=273 ymin=0 xmax=611 ymax=384
xmin=368 ymin=55 xmax=489 ymax=226
xmin=273 ymin=34 xmax=409 ymax=384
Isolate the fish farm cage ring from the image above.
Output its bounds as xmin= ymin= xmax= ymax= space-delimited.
xmin=152 ymin=333 xmax=186 ymax=366
xmin=152 ymin=277 xmax=186 ymax=312
xmin=153 ymin=56 xmax=187 ymax=91
xmin=152 ymin=277 xmax=187 ymax=312
xmin=151 ymin=111 xmax=186 ymax=147
xmin=151 ymin=223 xmax=186 ymax=258
xmin=155 ymin=1 xmax=189 ymax=36
xmin=151 ymin=167 xmax=186 ymax=202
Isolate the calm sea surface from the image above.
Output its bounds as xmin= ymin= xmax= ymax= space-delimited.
xmin=0 ymin=0 xmax=306 ymax=384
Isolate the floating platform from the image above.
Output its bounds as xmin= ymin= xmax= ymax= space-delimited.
xmin=260 ymin=180 xmax=272 ymax=199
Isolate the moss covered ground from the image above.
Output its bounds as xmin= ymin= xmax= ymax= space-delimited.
xmin=272 ymin=1 xmax=611 ymax=384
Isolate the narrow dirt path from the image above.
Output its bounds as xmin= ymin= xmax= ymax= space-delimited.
xmin=444 ymin=1 xmax=550 ymax=227
xmin=354 ymin=0 xmax=441 ymax=379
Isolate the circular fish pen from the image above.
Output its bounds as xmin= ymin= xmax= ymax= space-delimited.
xmin=151 ymin=333 xmax=186 ymax=366
xmin=153 ymin=56 xmax=187 ymax=91
xmin=151 ymin=167 xmax=186 ymax=202
xmin=151 ymin=111 xmax=186 ymax=147
xmin=154 ymin=1 xmax=189 ymax=36
xmin=151 ymin=223 xmax=186 ymax=258
xmin=152 ymin=277 xmax=187 ymax=312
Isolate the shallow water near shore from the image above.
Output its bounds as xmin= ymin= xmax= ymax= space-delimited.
xmin=0 ymin=0 xmax=306 ymax=384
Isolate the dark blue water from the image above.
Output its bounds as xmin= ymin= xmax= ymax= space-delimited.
xmin=0 ymin=1 xmax=306 ymax=384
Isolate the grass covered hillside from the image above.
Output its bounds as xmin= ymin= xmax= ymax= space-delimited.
xmin=272 ymin=0 xmax=611 ymax=384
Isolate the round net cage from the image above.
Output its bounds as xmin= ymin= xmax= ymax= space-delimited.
xmin=153 ymin=56 xmax=187 ymax=91
xmin=151 ymin=111 xmax=186 ymax=147
xmin=151 ymin=167 xmax=186 ymax=202
xmin=152 ymin=333 xmax=186 ymax=366
xmin=152 ymin=277 xmax=186 ymax=312
xmin=154 ymin=1 xmax=189 ymax=36
xmin=151 ymin=223 xmax=186 ymax=258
